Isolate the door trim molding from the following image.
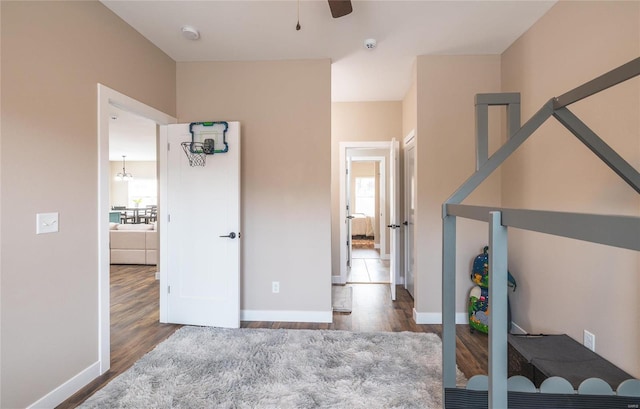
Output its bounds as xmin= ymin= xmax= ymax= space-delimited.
xmin=97 ymin=84 xmax=175 ymax=375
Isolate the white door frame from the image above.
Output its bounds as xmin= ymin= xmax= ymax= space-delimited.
xmin=349 ymin=155 xmax=386 ymax=257
xmin=97 ymin=84 xmax=176 ymax=374
xmin=338 ymin=141 xmax=393 ymax=284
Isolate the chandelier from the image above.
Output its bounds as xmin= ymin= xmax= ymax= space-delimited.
xmin=115 ymin=155 xmax=133 ymax=181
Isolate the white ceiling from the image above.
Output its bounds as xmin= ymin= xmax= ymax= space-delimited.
xmin=109 ymin=106 xmax=157 ymax=161
xmin=105 ymin=0 xmax=556 ymax=160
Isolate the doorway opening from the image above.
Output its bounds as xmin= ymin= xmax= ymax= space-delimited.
xmin=338 ymin=140 xmax=399 ymax=300
xmin=347 ymin=158 xmax=388 ymax=284
xmin=97 ymin=84 xmax=176 ymax=374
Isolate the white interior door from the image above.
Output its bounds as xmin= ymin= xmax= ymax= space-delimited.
xmin=165 ymin=122 xmax=241 ymax=328
xmin=404 ymin=142 xmax=416 ymax=297
xmin=388 ymin=139 xmax=399 ymax=301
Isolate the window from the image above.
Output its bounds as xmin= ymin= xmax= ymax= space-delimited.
xmin=128 ymin=179 xmax=157 ymax=207
xmin=355 ymin=177 xmax=375 ymax=216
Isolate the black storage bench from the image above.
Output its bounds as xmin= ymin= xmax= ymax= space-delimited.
xmin=508 ymin=334 xmax=633 ymax=389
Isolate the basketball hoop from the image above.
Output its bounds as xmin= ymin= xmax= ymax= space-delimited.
xmin=181 ymin=142 xmax=208 ymax=167
xmin=181 ymin=121 xmax=229 ymax=167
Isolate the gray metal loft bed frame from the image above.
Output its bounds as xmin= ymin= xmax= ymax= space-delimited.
xmin=442 ymin=57 xmax=640 ymax=408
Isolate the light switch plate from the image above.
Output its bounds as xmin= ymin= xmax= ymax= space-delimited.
xmin=36 ymin=212 xmax=59 ymax=234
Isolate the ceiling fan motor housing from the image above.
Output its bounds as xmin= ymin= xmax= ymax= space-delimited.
xmin=328 ymin=0 xmax=353 ymax=18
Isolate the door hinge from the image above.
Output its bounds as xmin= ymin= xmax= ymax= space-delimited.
xmin=167 ymin=214 xmax=171 ymax=222
xmin=167 ymin=142 xmax=171 ymax=151
xmin=167 ymin=285 xmax=171 ymax=294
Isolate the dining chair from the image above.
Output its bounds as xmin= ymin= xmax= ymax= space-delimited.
xmin=139 ymin=205 xmax=157 ymax=224
xmin=112 ymin=206 xmax=132 ymax=224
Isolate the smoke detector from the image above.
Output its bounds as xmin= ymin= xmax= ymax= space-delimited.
xmin=181 ymin=25 xmax=200 ymax=41
xmin=364 ymin=38 xmax=377 ymax=50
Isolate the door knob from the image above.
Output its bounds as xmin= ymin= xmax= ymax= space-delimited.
xmin=403 ymin=221 xmax=409 ymax=226
xmin=220 ymin=232 xmax=236 ymax=239
xmin=387 ymin=224 xmax=401 ymax=229
xmin=346 ymin=215 xmax=355 ymax=219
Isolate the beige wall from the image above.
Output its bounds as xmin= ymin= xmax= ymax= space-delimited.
xmin=501 ymin=1 xmax=640 ymax=377
xmin=331 ymin=101 xmax=403 ymax=275
xmin=402 ymin=63 xmax=418 ymax=144
xmin=0 ymin=1 xmax=176 ymax=407
xmin=176 ymin=60 xmax=332 ymax=314
xmin=414 ymin=55 xmax=502 ymax=316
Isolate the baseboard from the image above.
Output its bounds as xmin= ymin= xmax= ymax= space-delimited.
xmin=27 ymin=361 xmax=100 ymax=409
xmin=374 ymin=243 xmax=380 ymax=249
xmin=412 ymin=310 xmax=525 ymax=332
xmin=413 ymin=310 xmax=469 ymax=325
xmin=241 ymin=309 xmax=333 ymax=323
xmin=510 ymin=321 xmax=527 ymax=335
xmin=380 ymin=253 xmax=390 ymax=260
xmin=332 ymin=275 xmax=345 ymax=284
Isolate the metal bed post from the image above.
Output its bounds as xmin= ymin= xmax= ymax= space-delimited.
xmin=442 ymin=208 xmax=457 ymax=390
xmin=488 ymin=211 xmax=508 ymax=409
xmin=475 ymin=101 xmax=488 ymax=170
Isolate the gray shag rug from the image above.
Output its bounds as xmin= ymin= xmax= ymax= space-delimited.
xmin=80 ymin=326 xmax=465 ymax=408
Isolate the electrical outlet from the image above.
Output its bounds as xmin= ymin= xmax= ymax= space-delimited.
xmin=272 ymin=281 xmax=280 ymax=293
xmin=584 ymin=330 xmax=595 ymax=352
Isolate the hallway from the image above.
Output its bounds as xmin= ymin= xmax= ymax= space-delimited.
xmin=347 ymin=247 xmax=390 ymax=283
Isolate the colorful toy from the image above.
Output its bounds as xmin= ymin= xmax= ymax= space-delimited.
xmin=468 ymin=246 xmax=517 ymax=334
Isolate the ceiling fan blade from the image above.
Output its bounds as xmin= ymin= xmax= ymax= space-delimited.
xmin=328 ymin=0 xmax=353 ymax=18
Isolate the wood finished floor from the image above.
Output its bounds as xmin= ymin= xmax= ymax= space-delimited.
xmin=348 ymin=248 xmax=390 ymax=283
xmin=57 ymin=265 xmax=181 ymax=409
xmin=58 ymin=268 xmax=489 ymax=408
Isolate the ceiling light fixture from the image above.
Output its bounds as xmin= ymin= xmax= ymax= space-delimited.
xmin=364 ymin=38 xmax=377 ymax=50
xmin=181 ymin=25 xmax=200 ymax=40
xmin=115 ymin=155 xmax=133 ymax=182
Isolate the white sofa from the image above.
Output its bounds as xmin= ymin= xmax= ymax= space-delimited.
xmin=109 ymin=223 xmax=157 ymax=265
